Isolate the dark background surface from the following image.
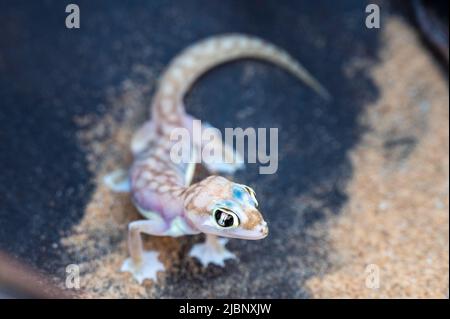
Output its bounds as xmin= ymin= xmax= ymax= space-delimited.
xmin=1 ymin=1 xmax=437 ymax=297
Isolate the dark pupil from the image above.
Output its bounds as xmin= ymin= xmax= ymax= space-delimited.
xmin=215 ymin=210 xmax=234 ymax=227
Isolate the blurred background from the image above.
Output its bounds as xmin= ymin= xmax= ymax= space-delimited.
xmin=0 ymin=0 xmax=448 ymax=298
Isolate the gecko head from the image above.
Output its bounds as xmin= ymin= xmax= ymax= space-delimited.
xmin=183 ymin=176 xmax=268 ymax=240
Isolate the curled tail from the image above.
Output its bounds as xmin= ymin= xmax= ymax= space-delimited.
xmin=152 ymin=34 xmax=330 ymax=121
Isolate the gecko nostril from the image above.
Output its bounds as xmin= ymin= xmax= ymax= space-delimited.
xmin=260 ymin=225 xmax=269 ymax=236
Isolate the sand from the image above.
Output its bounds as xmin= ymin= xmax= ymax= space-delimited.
xmin=61 ymin=16 xmax=448 ymax=298
xmin=305 ymin=17 xmax=449 ymax=298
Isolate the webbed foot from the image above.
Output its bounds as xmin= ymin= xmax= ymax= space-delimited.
xmin=121 ymin=251 xmax=164 ymax=284
xmin=203 ymin=150 xmax=245 ymax=175
xmin=103 ymin=169 xmax=130 ymax=192
xmin=201 ymin=122 xmax=245 ymax=174
xmin=183 ymin=115 xmax=245 ymax=175
xmin=189 ymin=236 xmax=236 ymax=267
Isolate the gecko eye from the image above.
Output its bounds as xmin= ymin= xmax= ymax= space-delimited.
xmin=213 ymin=208 xmax=239 ymax=228
xmin=244 ymin=186 xmax=258 ymax=207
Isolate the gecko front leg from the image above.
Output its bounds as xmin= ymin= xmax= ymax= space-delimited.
xmin=121 ymin=218 xmax=167 ymax=284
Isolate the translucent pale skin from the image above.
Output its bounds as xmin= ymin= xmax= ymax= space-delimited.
xmin=105 ymin=34 xmax=328 ymax=284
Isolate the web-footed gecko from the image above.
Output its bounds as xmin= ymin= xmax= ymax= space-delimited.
xmin=104 ymin=34 xmax=329 ymax=284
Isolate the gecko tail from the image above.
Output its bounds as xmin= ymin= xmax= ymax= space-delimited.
xmin=158 ymin=34 xmax=331 ymax=102
xmin=269 ymin=50 xmax=332 ymax=101
xmin=229 ymin=35 xmax=332 ymax=100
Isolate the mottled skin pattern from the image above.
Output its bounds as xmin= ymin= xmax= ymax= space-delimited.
xmin=105 ymin=34 xmax=328 ymax=284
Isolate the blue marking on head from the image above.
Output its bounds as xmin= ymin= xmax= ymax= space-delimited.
xmin=232 ymin=187 xmax=245 ymax=201
xmin=232 ymin=185 xmax=255 ymax=207
xmin=222 ymin=200 xmax=236 ymax=209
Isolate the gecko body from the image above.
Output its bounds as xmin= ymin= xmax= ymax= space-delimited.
xmin=105 ymin=34 xmax=328 ymax=283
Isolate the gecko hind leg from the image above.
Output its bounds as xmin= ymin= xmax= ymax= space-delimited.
xmin=104 ymin=120 xmax=155 ymax=193
xmin=189 ymin=234 xmax=237 ymax=267
xmin=184 ymin=115 xmax=245 ymax=175
xmin=103 ymin=169 xmax=131 ymax=193
xmin=201 ymin=122 xmax=245 ymax=175
xmin=131 ymin=120 xmax=155 ymax=155
xmin=121 ymin=219 xmax=166 ymax=284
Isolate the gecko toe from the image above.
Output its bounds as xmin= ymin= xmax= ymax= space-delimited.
xmin=103 ymin=169 xmax=131 ymax=193
xmin=189 ymin=238 xmax=237 ymax=267
xmin=121 ymin=251 xmax=165 ymax=284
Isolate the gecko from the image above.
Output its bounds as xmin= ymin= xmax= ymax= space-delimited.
xmin=104 ymin=34 xmax=329 ymax=284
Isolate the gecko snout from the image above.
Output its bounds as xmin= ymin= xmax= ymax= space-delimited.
xmin=257 ymin=221 xmax=269 ymax=238
xmin=261 ymin=222 xmax=269 ymax=237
